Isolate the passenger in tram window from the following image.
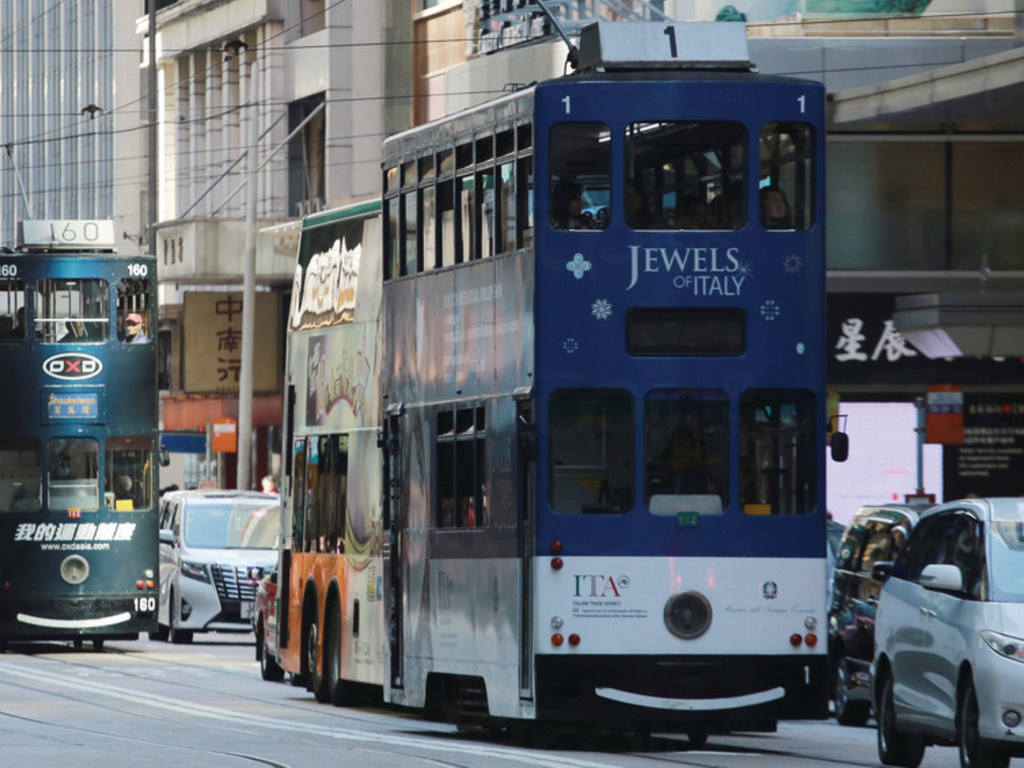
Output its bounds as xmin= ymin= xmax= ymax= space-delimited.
xmin=53 ymin=453 xmax=73 ymax=480
xmin=551 ymin=180 xmax=585 ymax=230
xmin=123 ymin=312 xmax=149 ymax=344
xmin=760 ymin=186 xmax=792 ymax=230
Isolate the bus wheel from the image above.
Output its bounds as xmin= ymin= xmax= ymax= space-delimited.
xmin=325 ymin=601 xmax=347 ymax=706
xmin=306 ymin=617 xmax=329 ymax=703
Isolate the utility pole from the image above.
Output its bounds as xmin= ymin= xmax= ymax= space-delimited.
xmin=237 ymin=53 xmax=258 ymax=490
xmin=148 ymin=0 xmax=158 ymax=254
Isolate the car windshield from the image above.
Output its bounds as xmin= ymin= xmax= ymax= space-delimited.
xmin=184 ymin=501 xmax=280 ymax=549
xmin=990 ymin=519 xmax=1024 ymax=602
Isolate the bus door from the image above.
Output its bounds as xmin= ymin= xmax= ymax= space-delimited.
xmin=516 ymin=399 xmax=536 ymax=699
xmin=279 ymin=436 xmax=307 ymax=652
xmin=383 ymin=411 xmax=404 ymax=690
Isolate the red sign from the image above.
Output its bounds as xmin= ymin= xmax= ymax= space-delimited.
xmin=212 ymin=417 xmax=238 ymax=453
xmin=925 ymin=384 xmax=964 ymax=444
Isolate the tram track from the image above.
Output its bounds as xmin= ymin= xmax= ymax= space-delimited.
xmin=1 ymin=643 xmax=886 ymax=768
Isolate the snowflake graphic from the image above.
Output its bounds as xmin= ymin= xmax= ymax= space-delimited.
xmin=591 ymin=298 xmax=612 ymax=320
xmin=563 ymin=337 xmax=579 ymax=354
xmin=737 ymin=260 xmax=755 ymax=281
xmin=566 ymin=253 xmax=592 ymax=280
xmin=760 ymin=300 xmax=781 ymax=321
xmin=783 ymin=254 xmax=802 ymax=273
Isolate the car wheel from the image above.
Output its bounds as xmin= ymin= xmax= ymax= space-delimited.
xmin=877 ymin=671 xmax=925 ymax=768
xmin=958 ymin=676 xmax=1009 ymax=768
xmin=306 ymin=616 xmax=329 ymax=702
xmin=833 ymin=655 xmax=870 ymax=726
xmin=169 ymin=591 xmax=193 ymax=645
xmin=258 ymin=622 xmax=285 ymax=682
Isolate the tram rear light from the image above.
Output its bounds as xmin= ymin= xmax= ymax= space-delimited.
xmin=550 ymin=541 xmax=563 ymax=553
xmin=805 ymin=633 xmax=818 ymax=647
xmin=789 ymin=633 xmax=803 ymax=647
xmin=551 ymin=557 xmax=564 ymax=570
xmin=551 ymin=633 xmax=564 ymax=647
xmin=146 ymin=579 xmax=155 ymax=589
xmin=568 ymin=633 xmax=581 ymax=646
xmin=136 ymin=580 xmax=145 ymax=589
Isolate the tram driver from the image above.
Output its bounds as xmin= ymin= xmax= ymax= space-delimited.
xmin=123 ymin=312 xmax=149 ymax=344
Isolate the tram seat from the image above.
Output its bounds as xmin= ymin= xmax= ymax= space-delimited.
xmin=649 ymin=494 xmax=723 ymax=516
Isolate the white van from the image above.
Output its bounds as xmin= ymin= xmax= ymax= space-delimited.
xmin=154 ymin=489 xmax=280 ymax=644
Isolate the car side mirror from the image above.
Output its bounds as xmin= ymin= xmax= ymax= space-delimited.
xmin=159 ymin=528 xmax=174 ymax=545
xmin=159 ymin=445 xmax=171 ymax=467
xmin=919 ymin=563 xmax=963 ymax=593
xmin=830 ymin=431 xmax=849 ymax=463
xmin=871 ymin=561 xmax=895 ymax=581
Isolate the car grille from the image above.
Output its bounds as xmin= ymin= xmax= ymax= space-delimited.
xmin=210 ymin=565 xmax=259 ymax=602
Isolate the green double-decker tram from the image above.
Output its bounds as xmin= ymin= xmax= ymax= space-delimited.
xmin=0 ymin=220 xmax=161 ymax=650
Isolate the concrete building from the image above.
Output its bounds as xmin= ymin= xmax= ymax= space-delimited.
xmin=0 ymin=0 xmax=147 ymax=250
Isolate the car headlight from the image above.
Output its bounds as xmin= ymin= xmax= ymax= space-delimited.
xmin=180 ymin=560 xmax=211 ymax=583
xmin=981 ymin=630 xmax=1024 ymax=663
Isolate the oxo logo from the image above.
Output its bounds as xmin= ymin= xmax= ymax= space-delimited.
xmin=42 ymin=353 xmax=103 ymax=380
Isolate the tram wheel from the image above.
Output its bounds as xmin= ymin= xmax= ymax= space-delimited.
xmin=92 ymin=639 xmax=104 ymax=652
xmin=686 ymin=726 xmax=709 ymax=749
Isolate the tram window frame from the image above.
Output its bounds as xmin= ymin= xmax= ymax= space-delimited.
xmin=422 ymin=185 xmax=438 ymax=269
xmin=47 ymin=438 xmax=100 ymax=512
xmin=549 ymin=122 xmax=612 ymax=232
xmin=479 ymin=167 xmax=496 ymax=259
xmin=0 ymin=278 xmax=28 ymax=341
xmin=498 ymin=160 xmax=517 ymax=253
xmin=518 ymin=153 xmax=534 ymax=249
xmin=759 ymin=122 xmax=815 ymax=231
xmin=625 ymin=120 xmax=747 ymax=231
xmin=300 ymin=434 xmax=348 ymax=554
xmin=35 ymin=277 xmax=110 ymax=343
xmin=116 ymin=277 xmax=153 ymax=344
xmin=436 ymin=405 xmax=487 ymax=529
xmin=739 ymin=389 xmax=816 ymax=516
xmin=105 ymin=436 xmax=153 ymax=512
xmin=458 ymin=175 xmax=476 ymax=264
xmin=0 ymin=436 xmax=42 ymax=513
xmin=548 ymin=389 xmax=634 ymax=515
xmin=644 ymin=389 xmax=729 ymax=516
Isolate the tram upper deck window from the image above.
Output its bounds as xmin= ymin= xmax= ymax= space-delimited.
xmin=117 ymin=277 xmax=152 ymax=344
xmin=549 ymin=123 xmax=611 ymax=231
xmin=0 ymin=278 xmax=27 ymax=340
xmin=626 ymin=121 xmax=747 ymax=230
xmin=759 ymin=123 xmax=814 ymax=231
xmin=0 ymin=437 xmax=41 ymax=513
xmin=739 ymin=390 xmax=816 ymax=516
xmin=549 ymin=389 xmax=633 ymax=515
xmin=645 ymin=389 xmax=728 ymax=516
xmin=35 ymin=278 xmax=109 ymax=343
xmin=48 ymin=438 xmax=99 ymax=512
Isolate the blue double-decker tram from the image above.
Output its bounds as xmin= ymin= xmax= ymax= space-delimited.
xmin=0 ymin=220 xmax=160 ymax=650
xmin=375 ymin=22 xmax=843 ymax=741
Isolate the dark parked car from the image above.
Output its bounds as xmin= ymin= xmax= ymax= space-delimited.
xmin=828 ymin=503 xmax=926 ymax=725
xmin=253 ymin=566 xmax=284 ymax=681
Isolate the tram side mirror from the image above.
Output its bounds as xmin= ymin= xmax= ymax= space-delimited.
xmin=159 ymin=445 xmax=171 ymax=467
xmin=830 ymin=431 xmax=849 ymax=463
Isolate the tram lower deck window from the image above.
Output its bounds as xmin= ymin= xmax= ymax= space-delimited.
xmin=627 ymin=308 xmax=745 ymax=356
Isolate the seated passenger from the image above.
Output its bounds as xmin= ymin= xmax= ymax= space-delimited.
xmin=760 ymin=186 xmax=792 ymax=230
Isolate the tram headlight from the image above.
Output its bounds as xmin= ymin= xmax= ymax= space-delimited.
xmin=664 ymin=591 xmax=712 ymax=640
xmin=60 ymin=554 xmax=90 ymax=585
xmin=180 ymin=560 xmax=210 ymax=583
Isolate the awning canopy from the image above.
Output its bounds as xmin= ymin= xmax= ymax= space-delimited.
xmin=892 ymin=293 xmax=1024 ymax=358
xmin=831 ymin=46 xmax=1024 ymax=130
